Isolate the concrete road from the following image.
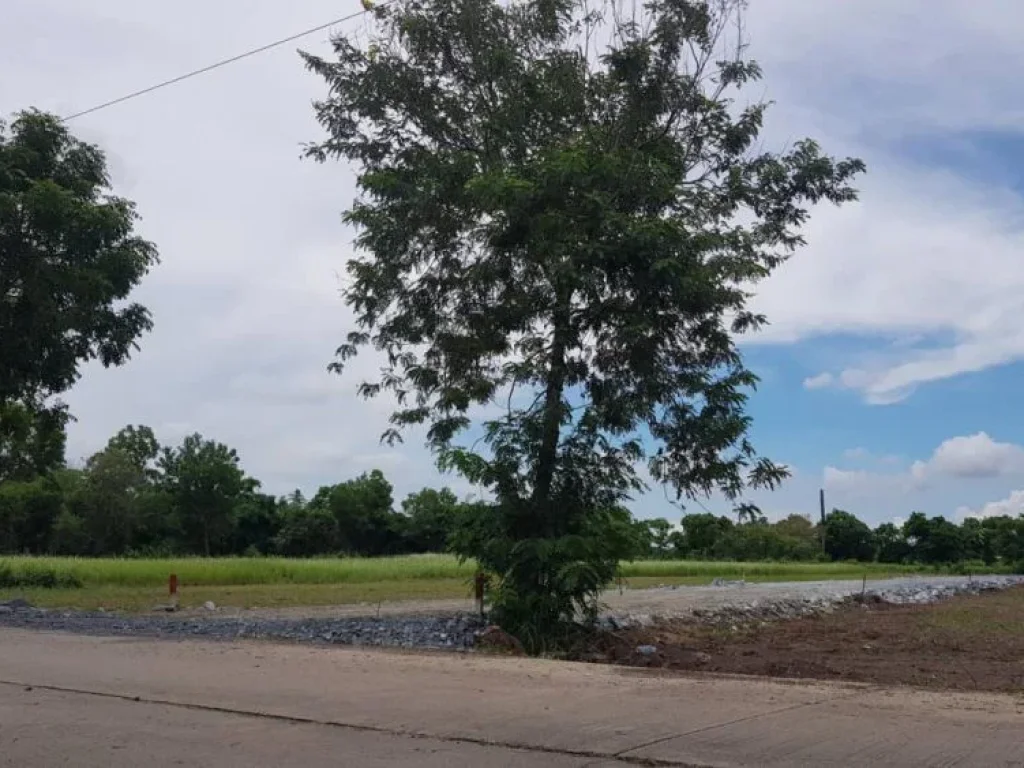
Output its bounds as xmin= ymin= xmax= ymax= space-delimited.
xmin=0 ymin=629 xmax=1021 ymax=767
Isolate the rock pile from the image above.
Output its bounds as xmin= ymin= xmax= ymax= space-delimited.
xmin=600 ymin=575 xmax=1024 ymax=630
xmin=0 ymin=600 xmax=483 ymax=650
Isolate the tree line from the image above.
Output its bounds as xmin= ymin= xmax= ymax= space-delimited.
xmin=2 ymin=419 xmax=1021 ymax=569
xmin=0 ymin=424 xmax=473 ymax=558
xmin=636 ymin=509 xmax=1024 ymax=568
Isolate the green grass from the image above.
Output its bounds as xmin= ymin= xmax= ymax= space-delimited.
xmin=0 ymin=554 xmax=477 ymax=588
xmin=0 ymin=555 xmax=1008 ymax=613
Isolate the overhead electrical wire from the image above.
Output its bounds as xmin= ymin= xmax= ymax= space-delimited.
xmin=61 ymin=4 xmax=386 ymax=122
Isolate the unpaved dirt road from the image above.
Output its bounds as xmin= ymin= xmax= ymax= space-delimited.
xmin=1 ymin=628 xmax=1021 ymax=767
xmin=166 ymin=574 xmax=1005 ymax=621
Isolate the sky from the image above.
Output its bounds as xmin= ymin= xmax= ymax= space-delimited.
xmin=3 ymin=0 xmax=1024 ymax=526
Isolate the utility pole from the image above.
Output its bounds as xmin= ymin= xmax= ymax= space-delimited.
xmin=819 ymin=488 xmax=827 ymax=557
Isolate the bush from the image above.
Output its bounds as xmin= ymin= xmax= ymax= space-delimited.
xmin=0 ymin=561 xmax=82 ymax=589
xmin=450 ymin=502 xmax=642 ymax=654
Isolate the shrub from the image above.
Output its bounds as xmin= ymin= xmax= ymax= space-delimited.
xmin=0 ymin=561 xmax=82 ymax=589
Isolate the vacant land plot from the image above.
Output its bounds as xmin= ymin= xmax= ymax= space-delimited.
xmin=595 ymin=585 xmax=1024 ymax=693
xmin=0 ymin=555 xmax=1003 ymax=612
xmin=0 ymin=555 xmax=982 ymax=611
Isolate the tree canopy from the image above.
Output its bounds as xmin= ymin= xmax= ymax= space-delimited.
xmin=0 ymin=109 xmax=158 ymax=477
xmin=304 ymin=0 xmax=864 ymax=648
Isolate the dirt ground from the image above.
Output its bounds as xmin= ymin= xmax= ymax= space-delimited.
xmin=589 ymin=585 xmax=1024 ymax=693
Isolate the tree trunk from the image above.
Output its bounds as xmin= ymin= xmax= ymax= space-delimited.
xmin=531 ymin=299 xmax=571 ymax=526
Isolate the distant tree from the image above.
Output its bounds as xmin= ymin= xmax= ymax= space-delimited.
xmin=823 ymin=509 xmax=874 ymax=562
xmin=775 ymin=514 xmax=816 ymax=542
xmin=903 ymin=511 xmax=965 ymax=564
xmin=67 ymin=445 xmax=149 ymax=554
xmin=642 ymin=518 xmax=674 ymax=558
xmin=0 ymin=477 xmax=63 ymax=553
xmin=959 ymin=517 xmax=991 ymax=563
xmin=984 ymin=515 xmax=1024 ymax=566
xmin=232 ymin=492 xmax=282 ymax=555
xmin=667 ymin=529 xmax=688 ymax=557
xmin=159 ymin=434 xmax=257 ymax=556
xmin=105 ymin=425 xmax=161 ymax=480
xmin=0 ymin=110 xmax=158 ymax=452
xmin=768 ymin=514 xmax=821 ymax=561
xmin=50 ymin=506 xmax=90 ymax=555
xmin=401 ymin=487 xmax=461 ymax=552
xmin=680 ymin=513 xmax=734 ymax=557
xmin=314 ymin=470 xmax=398 ymax=555
xmin=273 ymin=492 xmax=339 ymax=556
xmin=873 ymin=522 xmax=909 ymax=564
xmin=305 ymin=0 xmax=864 ymax=649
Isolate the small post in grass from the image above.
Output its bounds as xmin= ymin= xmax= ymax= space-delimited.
xmin=169 ymin=573 xmax=179 ymax=609
xmin=474 ymin=571 xmax=486 ymax=621
xmin=861 ymin=573 xmax=867 ymax=599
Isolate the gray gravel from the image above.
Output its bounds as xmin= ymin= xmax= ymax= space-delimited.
xmin=599 ymin=574 xmax=1024 ymax=629
xmin=0 ymin=604 xmax=483 ymax=650
xmin=1 ymin=575 xmax=1020 ymax=650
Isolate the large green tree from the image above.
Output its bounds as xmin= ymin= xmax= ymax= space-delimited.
xmin=159 ymin=434 xmax=257 ymax=556
xmin=67 ymin=445 xmax=150 ymax=555
xmin=401 ymin=487 xmax=462 ymax=552
xmin=822 ymin=509 xmax=874 ymax=562
xmin=312 ymin=470 xmax=399 ymax=555
xmin=305 ymin=0 xmax=864 ymax=647
xmin=0 ymin=111 xmax=158 ymax=472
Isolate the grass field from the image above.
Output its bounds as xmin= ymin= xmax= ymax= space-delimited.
xmin=0 ymin=555 xmax=1006 ymax=612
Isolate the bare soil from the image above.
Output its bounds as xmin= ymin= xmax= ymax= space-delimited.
xmin=585 ymin=586 xmax=1024 ymax=693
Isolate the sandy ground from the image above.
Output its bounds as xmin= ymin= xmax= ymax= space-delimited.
xmin=1 ymin=628 xmax=1021 ymax=767
xmin=165 ymin=575 xmax=1003 ymax=620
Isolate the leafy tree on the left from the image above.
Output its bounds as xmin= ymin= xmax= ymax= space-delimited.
xmin=0 ymin=110 xmax=158 ymax=477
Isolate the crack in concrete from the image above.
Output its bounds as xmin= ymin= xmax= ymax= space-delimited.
xmin=0 ymin=679 xmax=714 ymax=768
xmin=613 ymin=687 xmax=868 ymax=759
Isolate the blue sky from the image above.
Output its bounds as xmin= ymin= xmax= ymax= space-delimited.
xmin=4 ymin=0 xmax=1024 ymax=527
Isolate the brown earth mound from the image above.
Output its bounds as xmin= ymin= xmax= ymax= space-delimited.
xmin=580 ymin=585 xmax=1024 ymax=693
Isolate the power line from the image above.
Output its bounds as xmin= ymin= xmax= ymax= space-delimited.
xmin=61 ymin=6 xmax=383 ymax=122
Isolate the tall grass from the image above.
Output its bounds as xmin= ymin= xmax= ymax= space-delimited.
xmin=619 ymin=560 xmax=944 ymax=580
xmin=0 ymin=555 xmax=997 ymax=590
xmin=0 ymin=554 xmax=475 ymax=588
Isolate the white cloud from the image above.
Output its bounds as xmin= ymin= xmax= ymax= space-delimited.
xmin=802 ymin=372 xmax=833 ymax=390
xmin=826 ymin=432 xmax=1024 ymax=494
xmin=956 ymin=490 xmax=1024 ymax=521
xmin=739 ymin=1 xmax=1024 ymax=402
xmin=823 ymin=466 xmax=911 ymax=497
xmin=927 ymin=432 xmax=1024 ymax=479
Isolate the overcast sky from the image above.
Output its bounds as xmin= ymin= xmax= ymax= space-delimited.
xmin=4 ymin=0 xmax=1024 ymax=525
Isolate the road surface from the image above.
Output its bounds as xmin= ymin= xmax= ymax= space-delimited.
xmin=0 ymin=628 xmax=1021 ymax=767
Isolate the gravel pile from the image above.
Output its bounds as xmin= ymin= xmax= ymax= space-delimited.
xmin=599 ymin=575 xmax=1024 ymax=629
xmin=0 ymin=601 xmax=482 ymax=650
